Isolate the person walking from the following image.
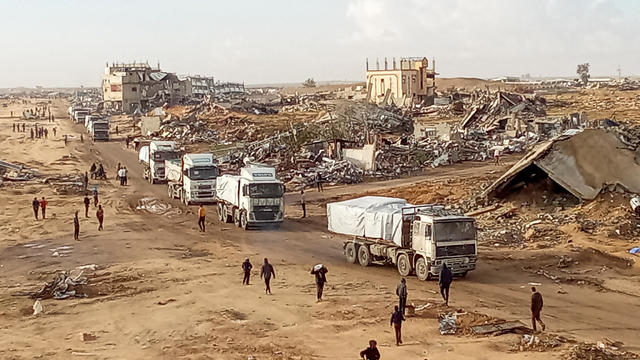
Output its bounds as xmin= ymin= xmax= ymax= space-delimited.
xmin=44 ymin=128 xmax=48 ymax=139
xmin=30 ymin=128 xmax=34 ymax=140
xmin=80 ymin=134 xmax=83 ymax=143
xmin=310 ymin=264 xmax=328 ymax=302
xmin=115 ymin=125 xmax=119 ymax=135
xmin=260 ymin=258 xmax=276 ymax=294
xmin=12 ymin=123 xmax=15 ymax=132
xmin=396 ymin=278 xmax=408 ymax=315
xmin=96 ymin=205 xmax=104 ymax=231
xmin=52 ymin=127 xmax=56 ymax=137
xmin=390 ymin=305 xmax=405 ymax=346
xmin=359 ymin=340 xmax=380 ymax=360
xmin=439 ymin=263 xmax=453 ymax=306
xmin=242 ymin=258 xmax=252 ymax=285
xmin=40 ymin=197 xmax=48 ymax=219
xmin=64 ymin=135 xmax=68 ymax=146
xmin=493 ymin=147 xmax=501 ymax=165
xmin=300 ymin=189 xmax=306 ymax=218
xmin=198 ymin=205 xmax=206 ymax=232
xmin=22 ymin=123 xmax=25 ymax=132
xmin=84 ymin=171 xmax=89 ymax=191
xmin=32 ymin=197 xmax=40 ymax=220
xmin=118 ymin=166 xmax=126 ymax=186
xmin=316 ymin=172 xmax=323 ymax=192
xmin=73 ymin=211 xmax=80 ymax=241
xmin=83 ymin=194 xmax=91 ymax=217
xmin=530 ymin=287 xmax=546 ymax=332
xmin=93 ymin=187 xmax=99 ymax=207
xmin=90 ymin=163 xmax=97 ymax=179
xmin=122 ymin=167 xmax=128 ymax=185
xmin=116 ymin=163 xmax=121 ymax=182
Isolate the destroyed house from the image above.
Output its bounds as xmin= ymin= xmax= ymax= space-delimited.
xmin=366 ymin=57 xmax=437 ymax=107
xmin=482 ymin=129 xmax=640 ymax=201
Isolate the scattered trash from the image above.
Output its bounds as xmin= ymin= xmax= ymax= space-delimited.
xmin=438 ymin=313 xmax=457 ymax=335
xmin=30 ymin=271 xmax=88 ymax=300
xmin=81 ymin=332 xmax=97 ymax=342
xmin=32 ymin=299 xmax=43 ymax=316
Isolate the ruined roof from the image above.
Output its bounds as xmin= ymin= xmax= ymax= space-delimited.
xmin=482 ymin=129 xmax=640 ymax=200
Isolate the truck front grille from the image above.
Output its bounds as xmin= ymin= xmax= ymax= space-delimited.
xmin=436 ymin=244 xmax=476 ymax=257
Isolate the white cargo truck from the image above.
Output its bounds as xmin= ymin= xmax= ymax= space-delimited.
xmin=216 ymin=163 xmax=284 ymax=229
xmin=327 ymin=196 xmax=478 ymax=280
xmin=73 ymin=109 xmax=90 ymax=123
xmin=90 ymin=118 xmax=110 ymax=141
xmin=166 ymin=154 xmax=219 ymax=205
xmin=138 ymin=141 xmax=180 ymax=183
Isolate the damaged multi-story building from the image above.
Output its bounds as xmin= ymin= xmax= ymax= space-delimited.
xmin=181 ymin=75 xmax=216 ymax=99
xmin=102 ymin=62 xmax=190 ymax=113
xmin=366 ymin=57 xmax=437 ymax=107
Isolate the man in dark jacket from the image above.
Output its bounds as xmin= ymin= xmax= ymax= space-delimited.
xmin=73 ymin=211 xmax=80 ymax=241
xmin=359 ymin=340 xmax=380 ymax=360
xmin=242 ymin=258 xmax=252 ymax=285
xmin=310 ymin=264 xmax=328 ymax=302
xmin=390 ymin=305 xmax=405 ymax=346
xmin=439 ymin=263 xmax=453 ymax=306
xmin=32 ymin=197 xmax=40 ymax=219
xmin=83 ymin=194 xmax=91 ymax=217
xmin=396 ymin=278 xmax=408 ymax=314
xmin=531 ymin=287 xmax=546 ymax=332
xmin=260 ymin=258 xmax=275 ymax=294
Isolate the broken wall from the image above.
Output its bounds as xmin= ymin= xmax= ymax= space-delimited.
xmin=343 ymin=144 xmax=376 ymax=171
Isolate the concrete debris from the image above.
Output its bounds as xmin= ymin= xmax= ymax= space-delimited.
xmin=564 ymin=342 xmax=640 ymax=360
xmin=32 ymin=299 xmax=43 ymax=316
xmin=438 ymin=313 xmax=457 ymax=335
xmin=471 ymin=321 xmax=526 ymax=335
xmin=30 ymin=271 xmax=88 ymax=300
xmin=460 ymin=91 xmax=546 ymax=131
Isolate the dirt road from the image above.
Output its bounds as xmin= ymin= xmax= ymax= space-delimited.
xmin=1 ymin=100 xmax=639 ymax=359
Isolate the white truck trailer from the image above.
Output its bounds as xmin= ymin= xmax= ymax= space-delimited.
xmin=138 ymin=141 xmax=180 ymax=184
xmin=327 ymin=196 xmax=478 ymax=280
xmin=216 ymin=163 xmax=284 ymax=229
xmin=166 ymin=154 xmax=219 ymax=205
xmin=90 ymin=117 xmax=110 ymax=141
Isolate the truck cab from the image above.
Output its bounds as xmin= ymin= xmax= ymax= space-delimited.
xmin=216 ymin=163 xmax=284 ymax=229
xmin=140 ymin=141 xmax=180 ymax=183
xmin=90 ymin=118 xmax=110 ymax=141
xmin=408 ymin=210 xmax=477 ymax=279
xmin=166 ymin=154 xmax=218 ymax=204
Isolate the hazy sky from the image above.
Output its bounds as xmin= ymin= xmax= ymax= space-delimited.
xmin=0 ymin=0 xmax=638 ymax=87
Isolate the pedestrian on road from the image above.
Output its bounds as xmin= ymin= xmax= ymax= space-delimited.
xmin=30 ymin=128 xmax=34 ymax=140
xmin=198 ymin=205 xmax=206 ymax=232
xmin=40 ymin=197 xmax=48 ymax=219
xmin=118 ymin=167 xmax=126 ymax=186
xmin=51 ymin=114 xmax=55 ymax=122
xmin=316 ymin=172 xmax=323 ymax=192
xmin=52 ymin=127 xmax=56 ymax=137
xmin=310 ymin=264 xmax=328 ymax=302
xmin=242 ymin=258 xmax=252 ymax=285
xmin=12 ymin=123 xmax=15 ymax=132
xmin=32 ymin=197 xmax=40 ymax=219
xmin=115 ymin=125 xmax=119 ymax=135
xmin=83 ymin=194 xmax=91 ymax=217
xmin=44 ymin=128 xmax=48 ymax=139
xmin=90 ymin=163 xmax=96 ymax=179
xmin=80 ymin=134 xmax=83 ymax=143
xmin=260 ymin=258 xmax=275 ymax=294
xmin=96 ymin=205 xmax=104 ymax=231
xmin=122 ymin=167 xmax=128 ymax=185
xmin=530 ymin=287 xmax=546 ymax=332
xmin=84 ymin=171 xmax=89 ymax=191
xmin=64 ymin=135 xmax=68 ymax=146
xmin=22 ymin=123 xmax=25 ymax=132
xmin=125 ymin=136 xmax=130 ymax=149
xmin=359 ymin=340 xmax=380 ymax=360
xmin=494 ymin=147 xmax=501 ymax=165
xmin=439 ymin=263 xmax=453 ymax=306
xmin=390 ymin=305 xmax=405 ymax=346
xmin=396 ymin=278 xmax=408 ymax=315
xmin=300 ymin=189 xmax=306 ymax=218
xmin=116 ymin=163 xmax=121 ymax=181
xmin=93 ymin=187 xmax=99 ymax=207
xmin=73 ymin=211 xmax=80 ymax=241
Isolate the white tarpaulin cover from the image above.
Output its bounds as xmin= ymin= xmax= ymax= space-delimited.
xmin=327 ymin=196 xmax=410 ymax=246
xmin=216 ymin=174 xmax=240 ymax=205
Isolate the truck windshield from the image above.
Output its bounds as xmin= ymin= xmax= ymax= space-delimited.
xmin=93 ymin=123 xmax=109 ymax=130
xmin=189 ymin=166 xmax=218 ymax=180
xmin=248 ymin=183 xmax=283 ymax=198
xmin=434 ymin=221 xmax=476 ymax=242
xmin=153 ymin=151 xmax=180 ymax=162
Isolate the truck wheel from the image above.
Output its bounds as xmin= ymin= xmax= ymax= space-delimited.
xmin=397 ymin=253 xmax=411 ymax=277
xmin=217 ymin=204 xmax=224 ymax=222
xmin=416 ymin=258 xmax=429 ymax=281
xmin=345 ymin=243 xmax=357 ymax=264
xmin=222 ymin=206 xmax=229 ymax=223
xmin=233 ymin=208 xmax=240 ymax=227
xmin=240 ymin=211 xmax=248 ymax=230
xmin=357 ymin=245 xmax=371 ymax=267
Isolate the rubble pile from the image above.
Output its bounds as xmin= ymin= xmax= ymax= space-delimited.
xmin=461 ymin=91 xmax=546 ymax=131
xmin=30 ymin=271 xmax=88 ymax=300
xmin=43 ymin=173 xmax=86 ymax=195
xmin=563 ymin=342 xmax=639 ymax=360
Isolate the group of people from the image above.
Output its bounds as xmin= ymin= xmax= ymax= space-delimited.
xmin=116 ymin=163 xmax=128 ymax=186
xmin=26 ymin=124 xmax=54 ymax=140
xmin=31 ymin=197 xmax=48 ymax=220
xmin=89 ymin=162 xmax=106 ymax=179
xmin=74 ymin=188 xmax=104 ymax=240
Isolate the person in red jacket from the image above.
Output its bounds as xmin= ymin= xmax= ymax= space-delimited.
xmin=40 ymin=197 xmax=48 ymax=219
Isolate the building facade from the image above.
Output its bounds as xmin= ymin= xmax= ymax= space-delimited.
xmin=366 ymin=57 xmax=437 ymax=107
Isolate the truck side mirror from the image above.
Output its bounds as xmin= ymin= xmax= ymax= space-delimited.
xmin=282 ymin=184 xmax=286 ymax=193
xmin=242 ymin=185 xmax=247 ymax=196
xmin=183 ymin=169 xmax=188 ymax=176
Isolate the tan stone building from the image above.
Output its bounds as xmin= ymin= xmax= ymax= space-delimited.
xmin=366 ymin=57 xmax=437 ymax=106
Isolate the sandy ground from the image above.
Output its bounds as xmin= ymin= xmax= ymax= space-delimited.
xmin=1 ymin=98 xmax=639 ymax=359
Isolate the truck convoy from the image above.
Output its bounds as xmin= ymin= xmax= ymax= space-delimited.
xmin=138 ymin=141 xmax=180 ymax=183
xmin=216 ymin=162 xmax=285 ymax=229
xmin=166 ymin=154 xmax=219 ymax=205
xmin=327 ymin=196 xmax=478 ymax=280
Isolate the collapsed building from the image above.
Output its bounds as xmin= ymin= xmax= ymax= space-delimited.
xmin=482 ymin=128 xmax=640 ymax=201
